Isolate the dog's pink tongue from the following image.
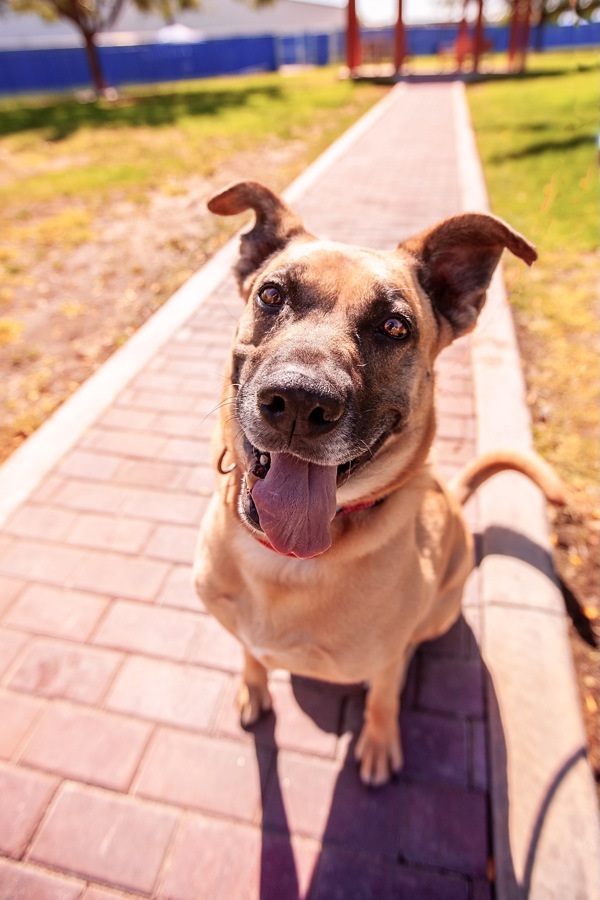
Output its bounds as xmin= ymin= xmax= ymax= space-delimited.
xmin=252 ymin=452 xmax=337 ymax=558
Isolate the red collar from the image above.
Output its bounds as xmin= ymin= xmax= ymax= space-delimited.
xmin=254 ymin=496 xmax=384 ymax=556
xmin=335 ymin=497 xmax=383 ymax=516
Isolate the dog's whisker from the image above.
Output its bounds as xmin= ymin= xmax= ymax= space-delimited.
xmin=199 ymin=399 xmax=236 ymax=425
xmin=213 ymin=397 xmax=237 ymax=410
xmin=191 ymin=367 xmax=237 ymax=382
xmin=220 ymin=412 xmax=240 ymax=431
xmin=216 ymin=297 xmax=242 ymax=324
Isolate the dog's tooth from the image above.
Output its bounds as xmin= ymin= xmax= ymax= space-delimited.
xmin=250 ymin=462 xmax=268 ymax=480
xmin=259 ymin=454 xmax=270 ymax=467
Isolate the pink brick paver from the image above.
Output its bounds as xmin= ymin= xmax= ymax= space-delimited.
xmin=28 ymin=783 xmax=179 ymax=894
xmin=20 ymin=704 xmax=152 ymax=791
xmin=134 ymin=728 xmax=269 ymax=821
xmin=0 ymin=83 xmax=495 ymax=897
xmin=0 ymin=859 xmax=85 ymax=900
xmin=8 ymin=639 xmax=122 ymax=705
xmin=0 ymin=690 xmax=43 ymax=760
xmin=0 ymin=763 xmax=59 ymax=858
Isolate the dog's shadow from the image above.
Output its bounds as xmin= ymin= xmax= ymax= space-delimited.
xmin=245 ymin=523 xmax=588 ymax=898
xmin=250 ymin=614 xmax=494 ymax=899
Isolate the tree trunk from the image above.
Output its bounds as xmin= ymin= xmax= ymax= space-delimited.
xmin=82 ymin=30 xmax=109 ymax=97
xmin=393 ymin=0 xmax=406 ymax=74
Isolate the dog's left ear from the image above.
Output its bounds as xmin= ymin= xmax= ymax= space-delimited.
xmin=208 ymin=181 xmax=310 ymax=289
xmin=400 ymin=213 xmax=537 ymax=336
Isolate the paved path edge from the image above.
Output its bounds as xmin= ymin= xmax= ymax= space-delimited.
xmin=454 ymin=81 xmax=600 ymax=900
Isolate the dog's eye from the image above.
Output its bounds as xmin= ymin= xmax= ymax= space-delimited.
xmin=257 ymin=286 xmax=284 ymax=309
xmin=381 ymin=316 xmax=410 ymax=340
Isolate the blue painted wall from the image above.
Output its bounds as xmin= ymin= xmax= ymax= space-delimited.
xmin=0 ymin=23 xmax=597 ymax=96
xmin=0 ymin=34 xmax=280 ymax=95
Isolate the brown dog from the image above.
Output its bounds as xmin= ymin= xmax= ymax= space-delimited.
xmin=193 ymin=181 xmax=564 ymax=786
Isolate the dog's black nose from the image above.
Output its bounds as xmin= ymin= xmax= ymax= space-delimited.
xmin=258 ymin=382 xmax=345 ymax=437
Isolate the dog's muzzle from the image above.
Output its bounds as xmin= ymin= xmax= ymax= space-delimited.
xmin=257 ymin=378 xmax=345 ymax=440
xmin=233 ymin=365 xmax=401 ymax=560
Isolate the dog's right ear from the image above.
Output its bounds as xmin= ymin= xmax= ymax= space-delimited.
xmin=208 ymin=181 xmax=310 ymax=289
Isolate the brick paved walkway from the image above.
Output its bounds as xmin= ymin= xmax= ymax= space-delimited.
xmin=0 ymin=83 xmax=491 ymax=899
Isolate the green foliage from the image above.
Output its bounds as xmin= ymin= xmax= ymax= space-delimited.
xmin=468 ymin=49 xmax=599 ymax=488
xmin=537 ymin=0 xmax=600 ymax=23
xmin=8 ymin=0 xmax=127 ymax=33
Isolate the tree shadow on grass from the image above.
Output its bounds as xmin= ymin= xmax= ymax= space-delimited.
xmin=396 ymin=62 xmax=598 ymax=88
xmin=487 ymin=133 xmax=594 ymax=163
xmin=0 ymin=83 xmax=283 ymax=141
xmin=469 ymin=61 xmax=600 ymax=84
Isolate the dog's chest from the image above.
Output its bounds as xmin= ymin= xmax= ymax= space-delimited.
xmin=196 ymin=484 xmax=462 ymax=683
xmin=215 ymin=533 xmax=414 ymax=682
xmin=240 ymin=631 xmax=339 ymax=680
xmin=217 ymin=576 xmax=358 ymax=681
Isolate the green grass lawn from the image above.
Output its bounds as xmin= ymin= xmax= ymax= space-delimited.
xmin=467 ymin=49 xmax=599 ymax=492
xmin=0 ymin=69 xmax=386 ymax=212
xmin=0 ymin=68 xmax=388 ymax=310
xmin=470 ymin=49 xmax=599 ymax=785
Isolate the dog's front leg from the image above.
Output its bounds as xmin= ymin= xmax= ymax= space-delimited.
xmin=238 ymin=648 xmax=272 ymax=727
xmin=355 ymin=656 xmax=411 ymax=787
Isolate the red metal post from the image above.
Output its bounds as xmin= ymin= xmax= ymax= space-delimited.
xmin=508 ymin=0 xmax=520 ymax=67
xmin=456 ymin=16 xmax=469 ymax=71
xmin=393 ymin=0 xmax=406 ymax=73
xmin=473 ymin=0 xmax=485 ymax=72
xmin=454 ymin=0 xmax=470 ymax=71
xmin=347 ymin=0 xmax=361 ymax=73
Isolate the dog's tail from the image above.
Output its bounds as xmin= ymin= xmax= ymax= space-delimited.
xmin=449 ymin=450 xmax=567 ymax=507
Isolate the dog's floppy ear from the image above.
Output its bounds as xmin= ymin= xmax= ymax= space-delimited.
xmin=208 ymin=181 xmax=310 ymax=288
xmin=400 ymin=213 xmax=537 ymax=336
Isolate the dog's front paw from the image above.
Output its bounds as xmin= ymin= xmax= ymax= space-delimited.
xmin=237 ymin=680 xmax=272 ymax=728
xmin=355 ymin=722 xmax=403 ymax=787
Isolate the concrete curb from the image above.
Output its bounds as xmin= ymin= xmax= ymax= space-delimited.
xmin=453 ymin=81 xmax=600 ymax=899
xmin=0 ymin=84 xmax=403 ymax=530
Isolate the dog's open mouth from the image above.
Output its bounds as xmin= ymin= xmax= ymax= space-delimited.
xmin=241 ymin=443 xmax=337 ymax=558
xmin=240 ymin=427 xmax=396 ymax=559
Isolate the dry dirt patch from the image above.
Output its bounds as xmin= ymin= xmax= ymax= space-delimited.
xmin=0 ymin=148 xmax=299 ymax=461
